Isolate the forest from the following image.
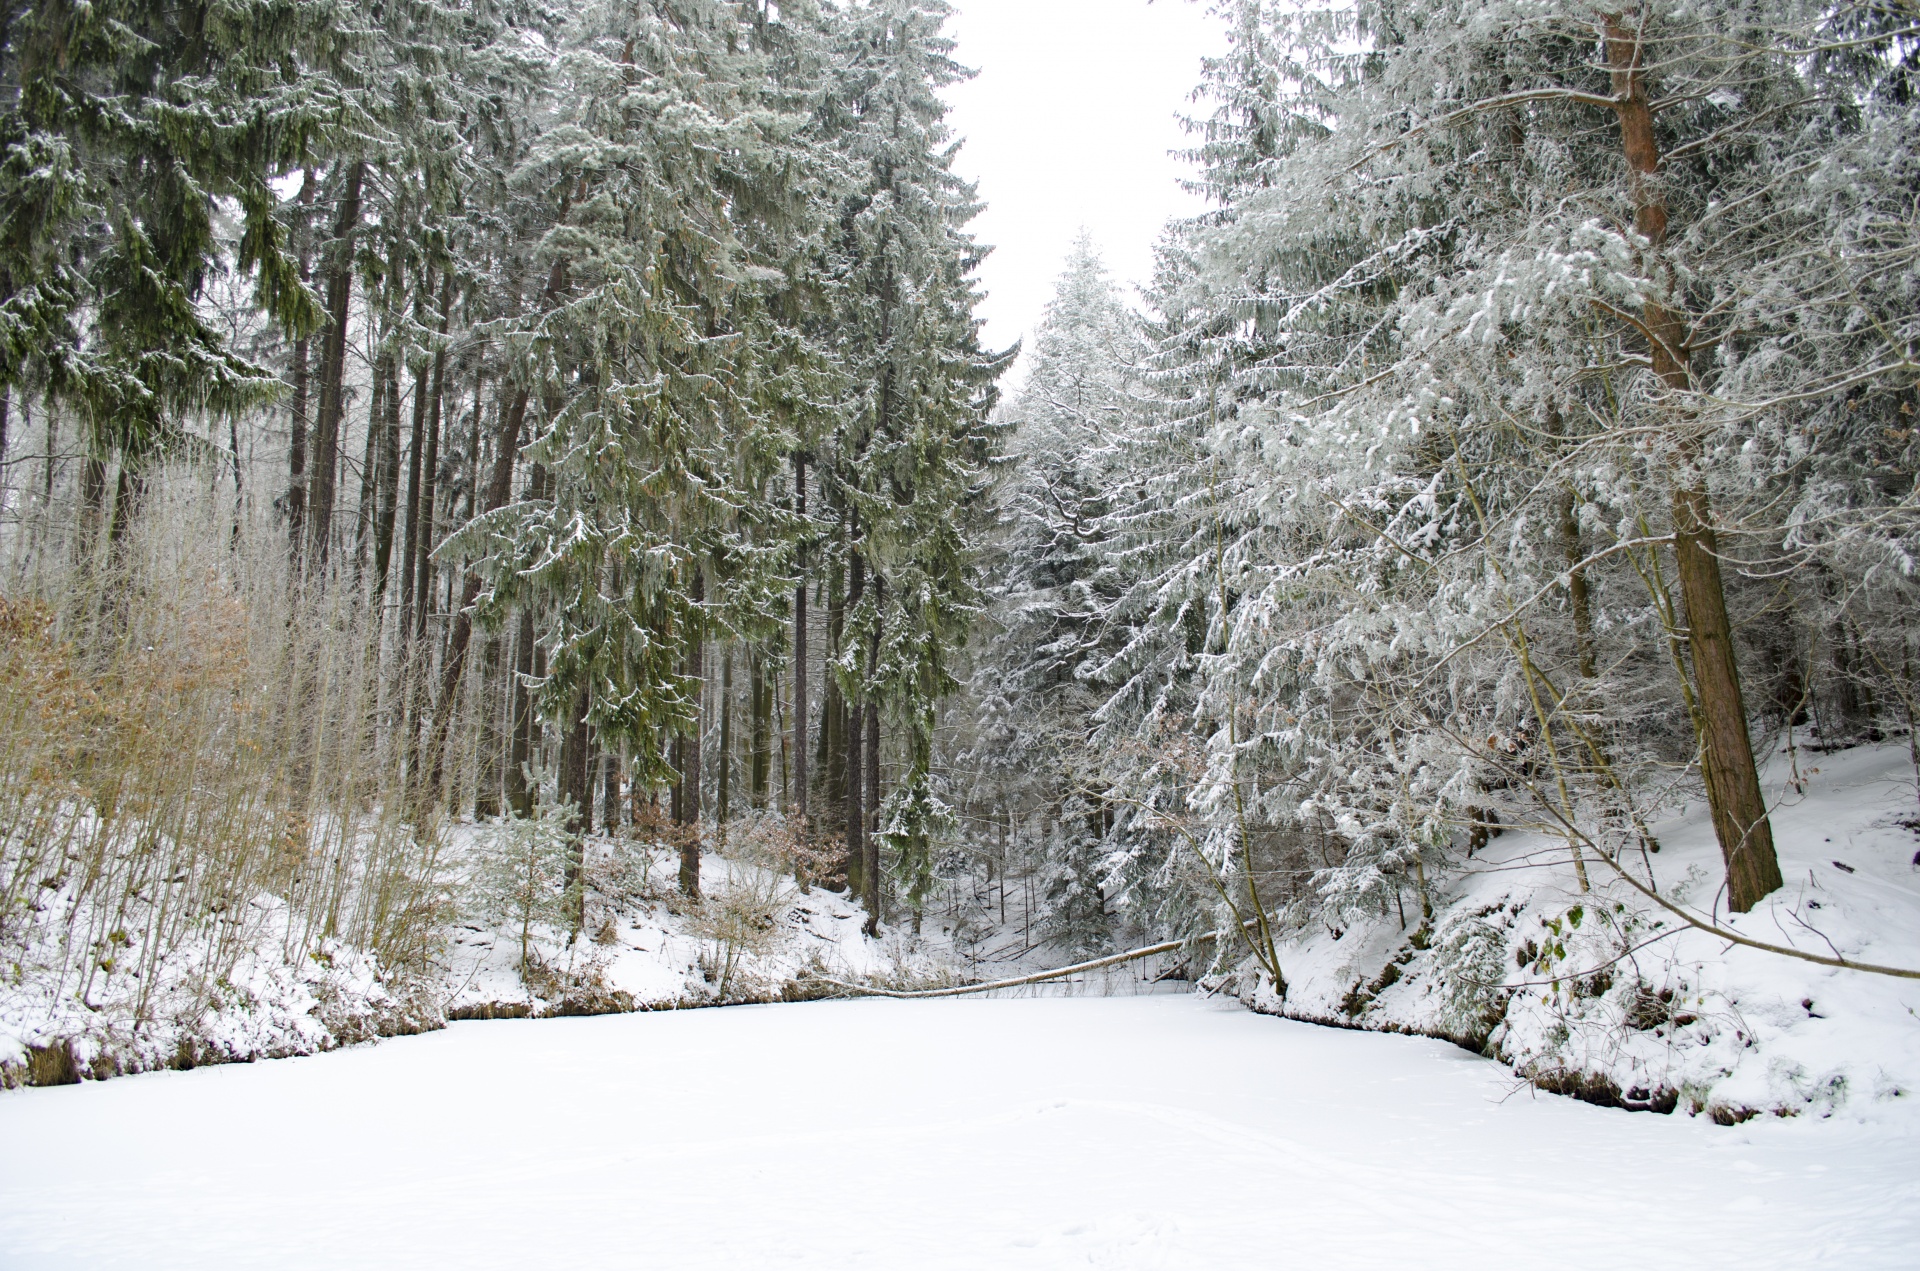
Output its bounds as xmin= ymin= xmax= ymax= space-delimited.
xmin=0 ymin=0 xmax=1918 ymax=1130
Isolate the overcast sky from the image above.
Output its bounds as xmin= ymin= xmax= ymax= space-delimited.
xmin=941 ymin=0 xmax=1226 ymax=370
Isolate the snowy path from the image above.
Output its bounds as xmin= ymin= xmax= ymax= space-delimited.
xmin=2 ymin=997 xmax=1913 ymax=1270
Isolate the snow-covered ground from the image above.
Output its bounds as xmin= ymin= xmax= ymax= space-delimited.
xmin=1 ymin=995 xmax=1912 ymax=1269
xmin=1249 ymin=738 xmax=1920 ymax=1124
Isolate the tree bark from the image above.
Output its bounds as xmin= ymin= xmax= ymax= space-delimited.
xmin=507 ymin=604 xmax=537 ymax=818
xmin=287 ymin=170 xmax=315 ymax=555
xmin=476 ymin=633 xmax=505 ymax=820
xmin=718 ymin=645 xmax=733 ymax=826
xmin=354 ymin=355 xmax=389 ymax=574
xmin=413 ymin=272 xmax=452 ymax=643
xmin=559 ymin=687 xmax=590 ymax=930
xmin=792 ymin=453 xmax=809 ymax=822
xmin=678 ymin=572 xmax=706 ymax=897
xmin=304 ymin=160 xmax=364 ymax=573
xmin=399 ymin=352 xmax=429 ymax=641
xmin=1558 ymin=488 xmax=1596 ymax=680
xmin=1607 ymin=15 xmax=1780 ymax=911
xmin=844 ymin=547 xmax=866 ymax=896
xmin=749 ymin=647 xmax=770 ymax=807
xmin=602 ymin=749 xmax=621 ymax=835
xmin=372 ymin=354 xmax=403 ymax=606
xmin=424 ymin=382 xmax=531 ymax=801
xmin=862 ymin=589 xmax=882 ymax=935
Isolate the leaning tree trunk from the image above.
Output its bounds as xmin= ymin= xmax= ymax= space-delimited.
xmin=1607 ymin=15 xmax=1780 ymax=911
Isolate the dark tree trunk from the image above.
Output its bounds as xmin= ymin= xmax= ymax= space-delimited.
xmin=559 ymin=687 xmax=590 ymax=930
xmin=424 ymin=382 xmax=531 ymax=802
xmin=305 ymin=160 xmax=365 ymax=573
xmin=399 ymin=353 xmax=430 ymax=641
xmin=287 ymin=170 xmax=315 ymax=554
xmin=78 ymin=451 xmax=106 ymax=555
xmin=824 ymin=557 xmax=845 ymax=846
xmin=372 ymin=355 xmax=403 ymax=606
xmin=475 ymin=633 xmax=505 ymax=820
xmin=354 ymin=357 xmax=389 ymax=574
xmin=749 ymin=648 xmax=770 ymax=807
xmin=507 ymin=604 xmax=537 ymax=818
xmin=862 ymin=585 xmax=882 ymax=935
xmin=863 ymin=699 xmax=881 ymax=936
xmin=602 ymin=750 xmax=621 ymax=835
xmin=678 ymin=572 xmax=706 ymax=898
xmin=844 ymin=548 xmax=866 ymax=895
xmin=1607 ymin=17 xmax=1780 ymax=912
xmin=413 ymin=273 xmax=452 ymax=643
xmin=107 ymin=460 xmax=143 ymax=549
xmin=718 ymin=645 xmax=733 ymax=825
xmin=792 ymin=453 xmax=808 ymax=822
xmin=1558 ymin=488 xmax=1595 ymax=680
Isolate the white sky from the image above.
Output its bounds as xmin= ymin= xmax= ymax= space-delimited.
xmin=941 ymin=0 xmax=1226 ymax=369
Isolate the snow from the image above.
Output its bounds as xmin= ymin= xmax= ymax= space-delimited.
xmin=1253 ymin=738 xmax=1920 ymax=1124
xmin=2 ymin=995 xmax=1914 ymax=1269
xmin=441 ymin=840 xmax=915 ymax=1017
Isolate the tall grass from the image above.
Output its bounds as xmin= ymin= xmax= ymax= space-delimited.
xmin=0 ymin=468 xmax=446 ymax=1052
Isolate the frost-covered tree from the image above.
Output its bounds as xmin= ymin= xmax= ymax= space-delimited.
xmin=821 ymin=0 xmax=1009 ymax=930
xmin=1083 ymin=0 xmax=1920 ymax=969
xmin=963 ymin=234 xmax=1144 ymax=954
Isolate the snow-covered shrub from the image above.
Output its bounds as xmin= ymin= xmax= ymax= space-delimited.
xmin=689 ymin=862 xmax=795 ymax=1000
xmin=1428 ymin=904 xmax=1515 ymax=1045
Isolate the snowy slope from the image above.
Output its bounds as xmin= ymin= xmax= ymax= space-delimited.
xmin=1236 ymin=740 xmax=1920 ymax=1125
xmin=442 ymin=836 xmax=950 ymax=1018
xmin=0 ymin=830 xmax=940 ymax=1089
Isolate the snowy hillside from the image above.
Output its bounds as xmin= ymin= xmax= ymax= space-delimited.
xmin=0 ymin=824 xmax=944 ymax=1090
xmin=1228 ymin=740 xmax=1920 ymax=1125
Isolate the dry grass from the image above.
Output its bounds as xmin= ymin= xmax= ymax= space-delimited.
xmin=0 ymin=473 xmax=447 ymax=1051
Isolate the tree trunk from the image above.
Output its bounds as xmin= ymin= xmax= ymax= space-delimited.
xmin=507 ymin=604 xmax=536 ymax=818
xmin=399 ymin=353 xmax=430 ymax=641
xmin=1558 ymin=488 xmax=1596 ymax=680
xmin=424 ymin=382 xmax=531 ymax=802
xmin=354 ymin=356 xmax=389 ymax=574
xmin=413 ymin=272 xmax=452 ymax=643
xmin=372 ymin=355 xmax=403 ymax=606
xmin=792 ymin=453 xmax=809 ymax=822
xmin=1607 ymin=15 xmax=1780 ymax=912
xmin=304 ymin=160 xmax=364 ymax=573
xmin=718 ymin=645 xmax=733 ymax=825
xmin=476 ymin=634 xmax=505 ymax=820
xmin=844 ymin=548 xmax=866 ymax=896
xmin=678 ymin=572 xmax=706 ymax=897
xmin=862 ymin=599 xmax=882 ymax=935
xmin=559 ymin=687 xmax=590 ymax=930
xmin=602 ymin=750 xmax=621 ymax=835
xmin=749 ymin=647 xmax=770 ymax=806
xmin=287 ymin=170 xmax=315 ymax=554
